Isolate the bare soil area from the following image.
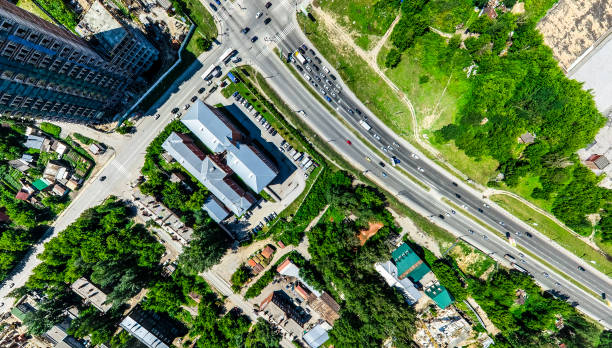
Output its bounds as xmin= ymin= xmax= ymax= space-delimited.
xmin=537 ymin=0 xmax=612 ymax=71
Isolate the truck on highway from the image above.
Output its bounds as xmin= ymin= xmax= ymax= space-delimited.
xmin=511 ymin=262 xmax=528 ymax=274
xmin=202 ymin=65 xmax=219 ymax=80
xmin=359 ymin=119 xmax=371 ymax=131
xmin=504 ymin=254 xmax=515 ymax=262
xmin=293 ymin=51 xmax=306 ymax=64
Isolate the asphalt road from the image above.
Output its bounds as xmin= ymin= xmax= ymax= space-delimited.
xmin=0 ymin=0 xmax=610 ymax=329
xmin=212 ymin=0 xmax=612 ymax=326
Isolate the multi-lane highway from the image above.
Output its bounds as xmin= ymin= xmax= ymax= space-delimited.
xmin=0 ymin=0 xmax=610 ymax=328
xmin=210 ymin=0 xmax=612 ymax=326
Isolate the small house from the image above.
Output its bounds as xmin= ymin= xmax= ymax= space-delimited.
xmin=24 ymin=134 xmax=45 ymax=150
xmin=261 ymin=245 xmax=274 ymax=259
xmin=518 ymin=132 xmax=535 ymax=145
xmin=15 ymin=190 xmax=30 ymax=201
xmin=52 ymin=184 xmax=68 ymax=196
xmin=89 ymin=143 xmax=106 ymax=155
xmin=585 ymin=154 xmax=610 ymax=170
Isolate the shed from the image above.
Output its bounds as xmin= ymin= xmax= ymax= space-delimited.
xmin=425 ymin=283 xmax=453 ymax=309
xmin=518 ymin=132 xmax=535 ymax=145
xmin=303 ymin=322 xmax=332 ymax=348
xmin=227 ymin=72 xmax=239 ymax=83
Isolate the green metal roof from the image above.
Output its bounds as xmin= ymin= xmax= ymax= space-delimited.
xmin=392 ymin=243 xmax=431 ymax=282
xmin=32 ymin=178 xmax=50 ymax=191
xmin=425 ymin=284 xmax=453 ymax=309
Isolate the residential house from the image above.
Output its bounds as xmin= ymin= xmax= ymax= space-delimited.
xmin=261 ymin=245 xmax=274 ymax=259
xmin=71 ymin=278 xmax=112 ymax=313
xmin=32 ymin=178 xmax=51 ymax=191
xmin=66 ymin=178 xmax=80 ymax=190
xmin=43 ymin=160 xmax=68 ymax=183
xmin=424 ymin=283 xmax=453 ymax=309
xmin=8 ymin=158 xmax=30 ymax=172
xmin=169 ymin=172 xmax=187 ymax=183
xmin=42 ymin=308 xmax=86 ymax=348
xmin=161 ymin=151 xmax=174 ymax=163
xmin=15 ymin=190 xmax=30 ymax=201
xmin=20 ymin=154 xmax=34 ymax=163
xmin=295 ymin=282 xmax=315 ymax=302
xmin=24 ymin=134 xmax=45 ymax=150
xmin=585 ymin=154 xmax=610 ymax=170
xmin=52 ymin=141 xmax=68 ymax=156
xmin=120 ymin=305 xmax=182 ymax=348
xmin=483 ymin=5 xmax=497 ymax=19
xmin=52 ymin=184 xmax=68 ymax=196
xmin=202 ymin=196 xmax=231 ymax=223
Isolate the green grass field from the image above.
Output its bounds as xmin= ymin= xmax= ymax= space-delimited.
xmin=382 ymin=33 xmax=471 ymax=132
xmin=425 ymin=0 xmax=479 ymax=32
xmin=16 ymin=0 xmax=53 ymax=22
xmin=491 ymin=194 xmax=612 ymax=276
xmin=317 ymin=0 xmax=400 ymax=49
xmin=298 ymin=12 xmax=413 ymax=136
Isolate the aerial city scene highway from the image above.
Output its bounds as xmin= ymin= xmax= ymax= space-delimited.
xmin=0 ymin=0 xmax=611 ymax=347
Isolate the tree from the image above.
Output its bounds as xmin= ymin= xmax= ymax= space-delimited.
xmin=179 ymin=223 xmax=229 ymax=274
xmin=0 ymin=126 xmax=25 ymax=160
xmin=385 ymin=48 xmax=402 ymax=68
xmin=196 ymin=37 xmax=212 ymax=51
xmin=245 ymin=319 xmax=281 ymax=348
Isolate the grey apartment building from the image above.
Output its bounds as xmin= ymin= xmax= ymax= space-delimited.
xmin=0 ymin=0 xmax=130 ymax=122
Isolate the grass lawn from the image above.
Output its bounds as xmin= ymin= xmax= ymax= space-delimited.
xmin=497 ymin=175 xmax=555 ymax=212
xmin=491 ymin=194 xmax=612 ymax=276
xmin=524 ymin=0 xmax=560 ymax=21
xmin=435 ymin=141 xmax=498 ymax=184
xmin=316 ymin=0 xmax=400 ymax=49
xmin=425 ymin=0 xmax=479 ymax=33
xmin=383 ymin=32 xmax=471 ymax=132
xmin=16 ymin=0 xmax=53 ymax=22
xmin=298 ymin=12 xmax=413 ymax=137
xmin=174 ymin=0 xmax=217 ymax=38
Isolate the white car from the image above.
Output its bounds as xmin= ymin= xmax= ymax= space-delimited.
xmin=323 ymin=66 xmax=330 ymax=74
xmin=256 ymin=11 xmax=263 ymax=18
xmin=411 ymin=153 xmax=420 ymax=159
xmin=303 ymin=73 xmax=311 ymax=80
xmin=417 ymin=167 xmax=424 ymax=172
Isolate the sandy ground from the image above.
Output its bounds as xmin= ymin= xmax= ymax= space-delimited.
xmin=389 ymin=209 xmax=443 ymax=257
xmin=537 ymin=0 xmax=612 ymax=71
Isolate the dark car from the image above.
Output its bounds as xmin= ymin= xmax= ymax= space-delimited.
xmin=477 ymin=208 xmax=484 ymax=213
xmin=296 ymin=65 xmax=303 ymax=72
xmin=251 ymin=36 xmax=258 ymax=42
xmin=310 ymin=49 xmax=316 ymax=55
xmin=578 ymin=266 xmax=585 ymax=272
xmin=298 ymin=47 xmax=305 ymax=54
xmin=99 ymin=176 xmax=106 ymax=182
xmin=525 ymin=232 xmax=532 ymax=238
xmin=329 ymin=74 xmax=336 ymax=80
xmin=265 ymin=1 xmax=272 ymax=8
xmin=355 ymin=108 xmax=361 ymax=115
xmin=264 ymin=17 xmax=271 ymax=25
xmin=241 ymin=27 xmax=250 ymax=34
xmin=215 ymin=0 xmax=220 ymax=4
xmin=190 ymin=96 xmax=197 ymax=102
xmin=312 ymin=64 xmax=319 ymax=71
xmin=452 ymin=182 xmax=458 ymax=186
xmin=314 ymin=57 xmax=321 ymax=64
xmin=171 ymin=107 xmax=179 ymax=114
xmin=455 ymin=193 xmax=461 ymax=198
xmin=378 ymin=161 xmax=385 ymax=167
xmin=198 ymin=87 xmax=205 ymax=94
xmin=209 ymin=3 xmax=217 ymax=11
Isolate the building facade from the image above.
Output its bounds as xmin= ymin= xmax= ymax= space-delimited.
xmin=0 ymin=0 xmax=130 ymax=122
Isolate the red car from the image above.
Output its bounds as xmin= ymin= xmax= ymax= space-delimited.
xmin=346 ymin=140 xmax=352 ymax=145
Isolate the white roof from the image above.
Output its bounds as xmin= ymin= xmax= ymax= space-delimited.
xmin=375 ymin=261 xmax=422 ymax=305
xmin=181 ymin=100 xmax=233 ymax=153
xmin=226 ymin=143 xmax=277 ymax=192
xmin=120 ymin=316 xmax=169 ymax=348
xmin=303 ymin=322 xmax=331 ymax=348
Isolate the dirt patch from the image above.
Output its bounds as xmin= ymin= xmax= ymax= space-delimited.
xmin=478 ymin=264 xmax=495 ymax=281
xmin=537 ymin=0 xmax=612 ymax=71
xmin=357 ymin=221 xmax=384 ymax=245
xmin=389 ymin=209 xmax=443 ymax=256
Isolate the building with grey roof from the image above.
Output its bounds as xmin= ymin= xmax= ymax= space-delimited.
xmin=120 ymin=305 xmax=181 ymax=348
xmin=24 ymin=134 xmax=45 ymax=149
xmin=181 ymin=100 xmax=243 ymax=153
xmin=202 ymin=196 xmax=230 ymax=223
xmin=162 ymin=132 xmax=255 ymax=217
xmin=71 ymin=277 xmax=111 ymax=313
xmin=180 ymin=100 xmax=278 ymax=193
xmin=226 ymin=142 xmax=278 ymax=193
